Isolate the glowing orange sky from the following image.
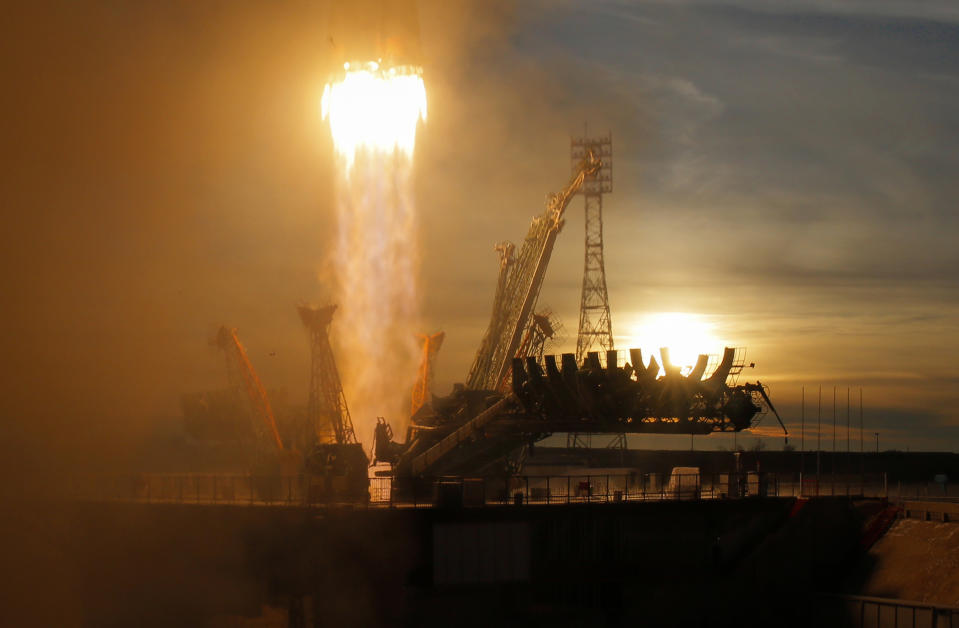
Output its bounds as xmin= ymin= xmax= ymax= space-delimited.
xmin=2 ymin=1 xmax=958 ymax=471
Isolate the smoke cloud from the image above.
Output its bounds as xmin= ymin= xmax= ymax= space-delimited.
xmin=328 ymin=150 xmax=422 ymax=443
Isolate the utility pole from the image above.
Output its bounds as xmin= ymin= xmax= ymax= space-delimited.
xmin=569 ymin=127 xmax=613 ymax=450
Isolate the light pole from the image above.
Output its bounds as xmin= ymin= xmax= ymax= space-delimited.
xmin=800 ymin=386 xmax=805 ymax=474
xmin=816 ymin=386 xmax=822 ymax=491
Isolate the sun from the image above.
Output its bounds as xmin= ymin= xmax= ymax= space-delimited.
xmin=623 ymin=312 xmax=726 ymax=377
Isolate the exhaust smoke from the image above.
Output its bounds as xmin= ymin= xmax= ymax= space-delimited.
xmin=321 ymin=60 xmax=427 ymax=442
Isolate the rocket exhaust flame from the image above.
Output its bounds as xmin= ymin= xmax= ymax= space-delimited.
xmin=322 ymin=61 xmax=427 ymax=443
xmin=322 ymin=62 xmax=427 ymax=170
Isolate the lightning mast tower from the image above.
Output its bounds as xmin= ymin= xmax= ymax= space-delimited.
xmin=572 ymin=130 xmax=614 ymax=363
xmin=570 ymin=130 xmax=616 ymax=450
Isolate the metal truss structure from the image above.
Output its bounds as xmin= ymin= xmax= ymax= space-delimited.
xmin=215 ymin=326 xmax=285 ymax=453
xmin=570 ymin=132 xmax=618 ymax=449
xmin=297 ymin=304 xmax=357 ymax=446
xmin=466 ymin=150 xmax=602 ymax=392
xmin=297 ymin=304 xmax=369 ymax=502
xmin=411 ymin=332 xmax=444 ymax=418
xmin=383 ymin=347 xmax=783 ymax=479
xmin=510 ymin=348 xmax=783 ymax=436
xmin=372 ymin=147 xmax=786 ymax=483
xmin=572 ymin=132 xmax=614 ymax=363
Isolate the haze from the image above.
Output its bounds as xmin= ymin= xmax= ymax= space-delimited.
xmin=2 ymin=0 xmax=958 ymax=479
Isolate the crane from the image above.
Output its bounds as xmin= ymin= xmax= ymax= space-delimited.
xmin=215 ymin=326 xmax=284 ymax=454
xmin=411 ymin=332 xmax=444 ymax=419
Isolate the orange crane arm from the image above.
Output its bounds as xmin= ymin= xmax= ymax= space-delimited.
xmin=218 ymin=327 xmax=285 ymax=452
xmin=411 ymin=332 xmax=444 ymax=417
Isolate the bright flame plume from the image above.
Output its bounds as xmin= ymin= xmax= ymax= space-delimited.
xmin=321 ymin=62 xmax=427 ymax=443
xmin=322 ymin=62 xmax=427 ymax=170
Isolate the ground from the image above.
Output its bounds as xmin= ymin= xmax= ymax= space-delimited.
xmin=855 ymin=519 xmax=959 ymax=606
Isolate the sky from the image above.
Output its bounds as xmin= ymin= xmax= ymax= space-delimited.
xmin=2 ymin=0 xmax=958 ymax=474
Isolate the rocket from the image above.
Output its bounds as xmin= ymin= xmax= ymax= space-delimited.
xmin=321 ymin=0 xmax=427 ymax=164
xmin=326 ymin=0 xmax=423 ymax=75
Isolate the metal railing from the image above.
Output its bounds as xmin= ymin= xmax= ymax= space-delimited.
xmin=416 ymin=471 xmax=888 ymax=506
xmin=30 ymin=470 xmax=893 ymax=508
xmin=813 ymin=593 xmax=958 ymax=628
xmin=68 ymin=473 xmax=310 ymax=507
xmin=889 ymin=481 xmax=959 ymax=500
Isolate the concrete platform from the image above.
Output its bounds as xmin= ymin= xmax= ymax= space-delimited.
xmin=0 ymin=496 xmax=911 ymax=627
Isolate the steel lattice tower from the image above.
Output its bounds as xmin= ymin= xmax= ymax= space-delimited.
xmin=569 ymin=131 xmax=616 ymax=450
xmin=572 ymin=132 xmax=614 ymax=363
xmin=297 ymin=303 xmax=357 ymax=446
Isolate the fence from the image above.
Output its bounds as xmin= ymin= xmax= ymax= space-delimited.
xmin=54 ymin=474 xmax=312 ymax=506
xmin=889 ymin=481 xmax=959 ymax=500
xmin=409 ymin=471 xmax=888 ymax=506
xmin=813 ymin=593 xmax=959 ymax=628
xmin=34 ymin=470 xmax=891 ymax=508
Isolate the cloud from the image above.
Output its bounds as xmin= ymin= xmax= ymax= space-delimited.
xmin=2 ymin=0 xmax=958 ymax=466
xmin=630 ymin=0 xmax=959 ymax=25
xmin=416 ymin=0 xmax=959 ymax=451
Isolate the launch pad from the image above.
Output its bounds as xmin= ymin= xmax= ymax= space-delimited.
xmin=366 ymin=141 xmax=785 ymax=486
xmin=183 ymin=138 xmax=787 ymax=502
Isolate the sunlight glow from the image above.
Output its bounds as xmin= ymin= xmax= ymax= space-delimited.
xmin=624 ymin=312 xmax=726 ymax=378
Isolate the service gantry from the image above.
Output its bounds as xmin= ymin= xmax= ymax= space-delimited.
xmin=465 ymin=149 xmax=603 ymax=392
xmin=297 ymin=304 xmax=357 ymax=446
